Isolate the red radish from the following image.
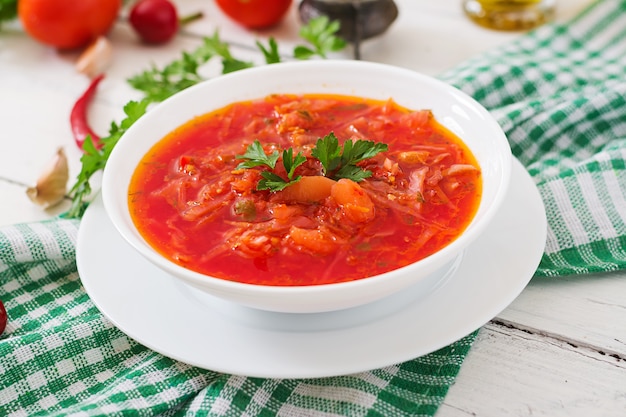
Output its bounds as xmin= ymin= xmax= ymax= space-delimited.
xmin=0 ymin=300 xmax=6 ymax=335
xmin=130 ymin=0 xmax=179 ymax=44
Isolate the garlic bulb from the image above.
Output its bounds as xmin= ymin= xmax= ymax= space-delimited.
xmin=26 ymin=148 xmax=69 ymax=208
xmin=75 ymin=36 xmax=113 ymax=78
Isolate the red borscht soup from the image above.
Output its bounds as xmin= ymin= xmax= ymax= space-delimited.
xmin=128 ymin=94 xmax=482 ymax=286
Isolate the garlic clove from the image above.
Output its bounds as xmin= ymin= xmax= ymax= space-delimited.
xmin=27 ymin=147 xmax=69 ymax=208
xmin=75 ymin=36 xmax=113 ymax=78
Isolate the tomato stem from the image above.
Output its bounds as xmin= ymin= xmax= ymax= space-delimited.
xmin=179 ymin=11 xmax=203 ymax=26
xmin=70 ymin=74 xmax=104 ymax=152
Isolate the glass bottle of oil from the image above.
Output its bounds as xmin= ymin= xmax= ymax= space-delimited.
xmin=462 ymin=0 xmax=556 ymax=31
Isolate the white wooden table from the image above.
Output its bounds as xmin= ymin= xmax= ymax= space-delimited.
xmin=2 ymin=1 xmax=625 ymax=415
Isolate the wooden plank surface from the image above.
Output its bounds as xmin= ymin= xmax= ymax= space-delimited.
xmin=443 ymin=322 xmax=626 ymax=416
xmin=499 ymin=271 xmax=626 ymax=357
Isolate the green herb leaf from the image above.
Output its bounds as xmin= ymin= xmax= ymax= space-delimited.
xmin=202 ymin=32 xmax=254 ymax=73
xmin=256 ymin=38 xmax=282 ymax=64
xmin=128 ymin=51 xmax=206 ymax=103
xmin=236 ymin=142 xmax=306 ymax=192
xmin=258 ymin=171 xmax=300 ymax=192
xmin=0 ymin=0 xmax=17 ymax=25
xmin=222 ymin=58 xmax=254 ymax=74
xmin=311 ymin=132 xmax=388 ymax=182
xmin=282 ymin=148 xmax=306 ymax=180
xmin=311 ymin=132 xmax=341 ymax=174
xmin=334 ymin=164 xmax=373 ymax=181
xmin=341 ymin=139 xmax=389 ymax=166
xmin=295 ymin=16 xmax=347 ymax=59
xmin=293 ymin=46 xmax=316 ymax=60
xmin=236 ymin=140 xmax=279 ymax=169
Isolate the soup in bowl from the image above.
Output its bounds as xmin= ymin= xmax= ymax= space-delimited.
xmin=102 ymin=60 xmax=511 ymax=313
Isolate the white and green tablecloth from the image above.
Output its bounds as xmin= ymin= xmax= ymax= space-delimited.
xmin=2 ymin=0 xmax=626 ymax=415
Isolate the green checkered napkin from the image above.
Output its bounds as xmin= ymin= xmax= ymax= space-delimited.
xmin=0 ymin=218 xmax=474 ymax=416
xmin=440 ymin=0 xmax=626 ymax=276
xmin=2 ymin=0 xmax=626 ymax=415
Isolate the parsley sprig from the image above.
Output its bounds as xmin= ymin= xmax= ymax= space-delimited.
xmin=68 ymin=99 xmax=150 ymax=217
xmin=313 ymin=132 xmax=389 ymax=181
xmin=127 ymin=32 xmax=253 ymax=103
xmin=128 ymin=17 xmax=346 ymax=103
xmin=294 ymin=16 xmax=347 ymax=59
xmin=235 ymin=141 xmax=306 ymax=192
xmin=67 ymin=17 xmax=347 ymax=218
xmin=236 ymin=141 xmax=280 ymax=169
xmin=236 ymin=133 xmax=388 ymax=192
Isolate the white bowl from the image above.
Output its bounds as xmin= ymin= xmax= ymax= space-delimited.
xmin=102 ymin=60 xmax=511 ymax=313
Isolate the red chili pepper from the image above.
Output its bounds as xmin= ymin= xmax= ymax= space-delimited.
xmin=70 ymin=74 xmax=104 ymax=151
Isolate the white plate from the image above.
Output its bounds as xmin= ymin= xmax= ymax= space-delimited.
xmin=77 ymin=159 xmax=546 ymax=379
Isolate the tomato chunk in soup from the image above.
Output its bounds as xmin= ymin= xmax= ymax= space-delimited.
xmin=128 ymin=94 xmax=482 ymax=286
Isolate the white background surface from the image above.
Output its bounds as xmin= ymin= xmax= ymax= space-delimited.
xmin=2 ymin=1 xmax=625 ymax=416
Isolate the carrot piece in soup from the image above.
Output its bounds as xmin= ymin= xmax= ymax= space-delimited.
xmin=331 ymin=178 xmax=375 ymax=223
xmin=288 ymin=226 xmax=338 ymax=255
xmin=271 ymin=203 xmax=303 ymax=222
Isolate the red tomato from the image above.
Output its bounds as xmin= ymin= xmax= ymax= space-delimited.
xmin=18 ymin=0 xmax=122 ymax=49
xmin=216 ymin=0 xmax=292 ymax=29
